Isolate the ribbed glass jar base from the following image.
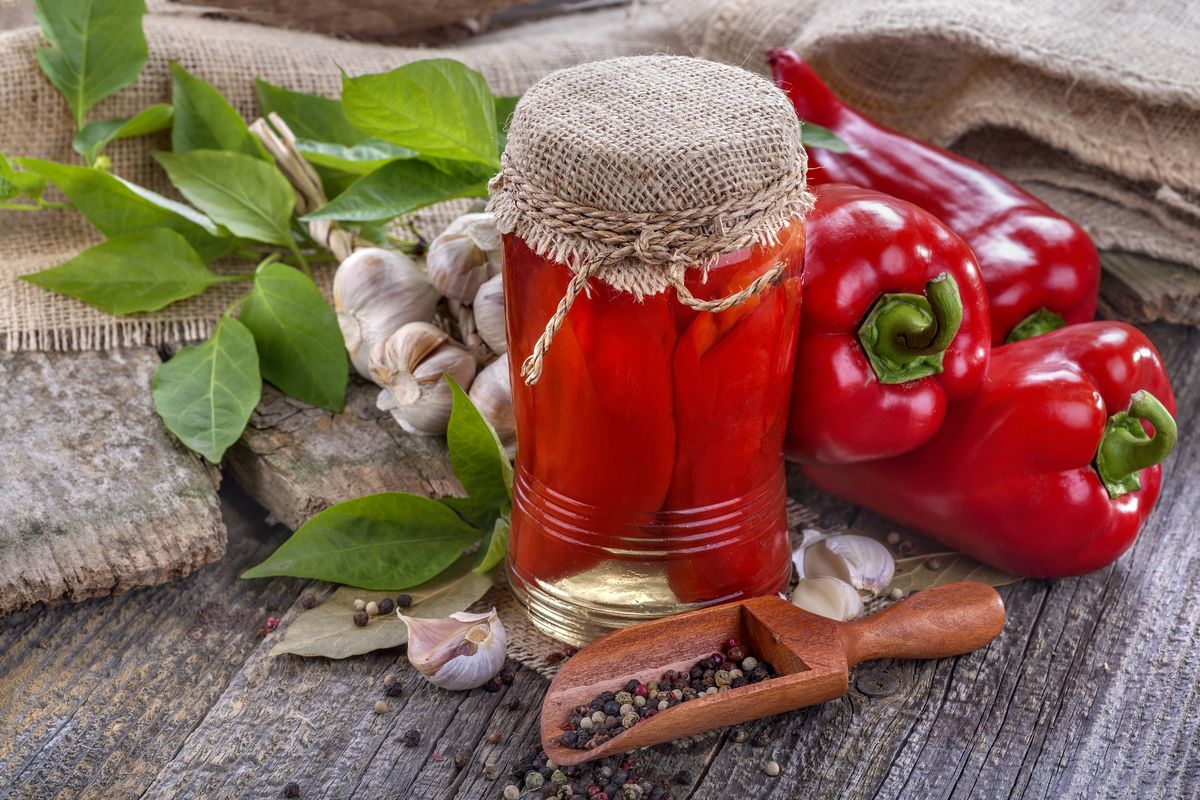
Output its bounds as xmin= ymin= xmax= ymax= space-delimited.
xmin=507 ymin=467 xmax=792 ymax=646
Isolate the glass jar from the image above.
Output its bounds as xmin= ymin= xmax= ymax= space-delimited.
xmin=503 ymin=223 xmax=805 ymax=645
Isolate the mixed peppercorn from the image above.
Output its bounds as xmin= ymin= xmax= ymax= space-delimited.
xmin=506 ymin=749 xmax=675 ymax=800
xmin=558 ymin=638 xmax=775 ymax=752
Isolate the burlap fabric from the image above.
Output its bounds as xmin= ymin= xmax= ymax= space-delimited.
xmin=488 ymin=55 xmax=813 ymax=382
xmin=0 ymin=7 xmax=680 ymax=350
xmin=661 ymin=0 xmax=1200 ymax=280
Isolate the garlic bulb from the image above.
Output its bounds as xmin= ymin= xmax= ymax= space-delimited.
xmin=370 ymin=322 xmax=477 ymax=435
xmin=426 ymin=212 xmax=502 ymax=303
xmin=470 ymin=354 xmax=515 ymax=456
xmin=334 ymin=248 xmax=439 ymax=378
xmin=790 ymin=577 xmax=864 ymax=621
xmin=473 ymin=273 xmax=507 ymax=355
xmin=401 ymin=609 xmax=507 ymax=690
xmin=802 ymin=534 xmax=895 ymax=595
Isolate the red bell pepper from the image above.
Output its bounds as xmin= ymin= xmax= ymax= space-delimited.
xmin=802 ymin=322 xmax=1177 ymax=578
xmin=767 ymin=49 xmax=1100 ymax=345
xmin=786 ymin=184 xmax=990 ymax=464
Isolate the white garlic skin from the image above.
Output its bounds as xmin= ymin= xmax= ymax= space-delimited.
xmin=334 ymin=248 xmax=439 ymax=378
xmin=472 ymin=273 xmax=507 ymax=355
xmin=370 ymin=322 xmax=476 ymax=435
xmin=401 ymin=609 xmax=507 ymax=691
xmin=469 ymin=354 xmax=515 ymax=457
xmin=803 ymin=534 xmax=895 ymax=595
xmin=426 ymin=212 xmax=502 ymax=304
xmin=790 ymin=576 xmax=864 ymax=621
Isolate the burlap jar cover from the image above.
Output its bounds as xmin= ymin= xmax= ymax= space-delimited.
xmin=488 ymin=55 xmax=815 ymax=383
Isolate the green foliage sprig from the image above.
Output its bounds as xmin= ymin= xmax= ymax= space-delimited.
xmin=9 ymin=0 xmax=515 ymax=462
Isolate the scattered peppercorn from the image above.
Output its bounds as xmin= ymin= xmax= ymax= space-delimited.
xmin=402 ymin=729 xmax=421 ymax=747
xmin=299 ymin=591 xmax=318 ymax=610
xmin=500 ymin=666 xmax=516 ymax=685
xmin=455 ymin=750 xmax=472 ymax=770
xmin=886 ymin=531 xmax=901 ymax=545
xmin=764 ymin=761 xmax=781 ymax=777
xmin=505 ymin=697 xmax=521 ymax=711
xmin=377 ymin=597 xmax=395 ymax=615
xmin=353 ymin=610 xmax=369 ymax=627
xmin=354 ymin=598 xmax=366 ymax=611
xmin=484 ymin=762 xmax=500 ymax=780
xmin=526 ymin=771 xmax=545 ymax=790
xmin=504 ymin=786 xmax=520 ymax=800
xmin=925 ymin=556 xmax=943 ymax=570
xmin=484 ymin=675 xmax=505 ymax=692
xmin=366 ymin=600 xmax=380 ymax=616
xmin=383 ymin=673 xmax=397 ymax=687
xmin=385 ymin=682 xmax=403 ymax=698
xmin=262 ymin=616 xmax=280 ymax=635
xmin=897 ymin=540 xmax=916 ymax=556
xmin=889 ymin=588 xmax=904 ymax=601
xmin=282 ymin=781 xmax=300 ymax=798
xmin=396 ymin=593 xmax=413 ymax=609
xmin=374 ymin=700 xmax=388 ymax=715
xmin=545 ymin=652 xmax=565 ymax=665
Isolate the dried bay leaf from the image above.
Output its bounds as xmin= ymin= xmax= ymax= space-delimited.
xmin=271 ymin=558 xmax=495 ymax=659
xmin=852 ymin=527 xmax=1022 ymax=594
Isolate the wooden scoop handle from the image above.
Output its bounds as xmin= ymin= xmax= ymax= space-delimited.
xmin=840 ymin=582 xmax=1005 ymax=666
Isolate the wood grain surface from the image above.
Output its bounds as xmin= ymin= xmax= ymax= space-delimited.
xmin=0 ymin=348 xmax=225 ymax=615
xmin=1 ymin=320 xmax=1196 ymax=799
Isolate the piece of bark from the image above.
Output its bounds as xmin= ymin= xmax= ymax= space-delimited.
xmin=1100 ymin=251 xmax=1200 ymax=327
xmin=0 ymin=349 xmax=225 ymax=614
xmin=225 ymin=377 xmax=462 ymax=531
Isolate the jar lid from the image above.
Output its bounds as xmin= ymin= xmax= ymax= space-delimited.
xmin=488 ymin=55 xmax=813 ymax=383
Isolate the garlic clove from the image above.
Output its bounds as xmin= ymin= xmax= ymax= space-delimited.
xmin=400 ymin=608 xmax=507 ymax=691
xmin=370 ymin=322 xmax=477 ymax=435
xmin=426 ymin=212 xmax=502 ymax=304
xmin=473 ymin=273 xmax=507 ymax=355
xmin=469 ymin=354 xmax=515 ymax=456
xmin=789 ymin=576 xmax=864 ymax=621
xmin=802 ymin=534 xmax=895 ymax=595
xmin=333 ymin=248 xmax=439 ymax=378
xmin=790 ymin=528 xmax=828 ymax=579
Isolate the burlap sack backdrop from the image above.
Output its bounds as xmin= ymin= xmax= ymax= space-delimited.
xmin=0 ymin=7 xmax=681 ymax=351
xmin=662 ymin=0 xmax=1200 ymax=276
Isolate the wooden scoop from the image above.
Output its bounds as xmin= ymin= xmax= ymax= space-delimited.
xmin=541 ymin=581 xmax=1005 ymax=765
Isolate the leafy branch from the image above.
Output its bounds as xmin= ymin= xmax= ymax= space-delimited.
xmin=13 ymin=0 xmax=514 ymax=463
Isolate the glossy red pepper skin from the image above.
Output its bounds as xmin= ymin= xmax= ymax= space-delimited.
xmin=786 ymin=184 xmax=990 ymax=464
xmin=803 ymin=322 xmax=1176 ymax=578
xmin=768 ymin=49 xmax=1100 ymax=344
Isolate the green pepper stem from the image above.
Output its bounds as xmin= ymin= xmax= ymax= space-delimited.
xmin=1094 ymin=390 xmax=1178 ymax=498
xmin=1005 ymin=307 xmax=1067 ymax=343
xmin=858 ymin=273 xmax=964 ymax=385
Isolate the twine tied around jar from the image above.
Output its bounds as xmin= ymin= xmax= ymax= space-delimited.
xmin=487 ymin=55 xmax=814 ymax=384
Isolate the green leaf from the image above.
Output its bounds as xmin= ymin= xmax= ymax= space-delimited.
xmin=241 ymin=492 xmax=483 ymax=589
xmin=73 ymin=104 xmax=173 ymax=164
xmin=19 ymin=158 xmax=231 ymax=260
xmin=474 ymin=513 xmax=509 ymax=575
xmin=33 ymin=0 xmax=148 ymax=129
xmin=21 ymin=229 xmax=232 ymax=315
xmin=268 ymin=559 xmax=495 ymax=659
xmin=303 ymin=158 xmax=490 ymax=222
xmin=255 ymin=79 xmax=365 ymax=145
xmin=154 ymin=150 xmax=296 ymax=246
xmin=342 ymin=59 xmax=499 ymax=166
xmin=238 ymin=261 xmax=348 ymax=412
xmin=0 ymin=153 xmax=46 ymax=200
xmin=494 ymin=95 xmax=519 ymax=150
xmin=152 ymin=315 xmax=261 ymax=463
xmin=801 ymin=122 xmax=851 ymax=154
xmin=295 ymin=138 xmax=416 ymax=175
xmin=170 ymin=63 xmax=266 ymax=159
xmin=447 ymin=376 xmax=512 ymax=508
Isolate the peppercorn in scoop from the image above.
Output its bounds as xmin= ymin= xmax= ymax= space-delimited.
xmin=558 ymin=638 xmax=776 ymax=752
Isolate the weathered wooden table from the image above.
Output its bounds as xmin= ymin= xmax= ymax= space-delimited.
xmin=1 ymin=312 xmax=1197 ymax=800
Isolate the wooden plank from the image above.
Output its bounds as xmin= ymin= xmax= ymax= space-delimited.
xmin=1100 ymin=251 xmax=1200 ymax=328
xmin=0 ymin=486 xmax=300 ymax=799
xmin=0 ymin=349 xmax=225 ymax=614
xmin=225 ymin=377 xmax=462 ymax=532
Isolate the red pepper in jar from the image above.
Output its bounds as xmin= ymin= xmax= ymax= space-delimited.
xmin=505 ymin=236 xmax=678 ymax=584
xmin=803 ymin=322 xmax=1177 ymax=578
xmin=786 ymin=184 xmax=991 ymax=464
xmin=767 ymin=49 xmax=1100 ymax=344
xmin=666 ymin=223 xmax=804 ymax=603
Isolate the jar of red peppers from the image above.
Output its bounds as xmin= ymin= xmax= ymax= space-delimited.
xmin=488 ymin=56 xmax=814 ymax=645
